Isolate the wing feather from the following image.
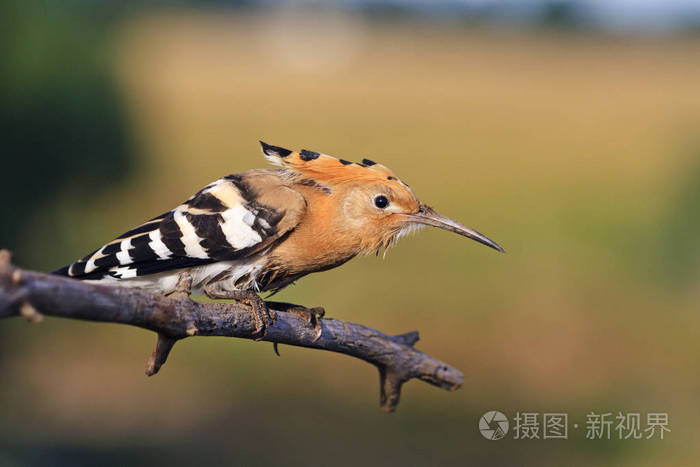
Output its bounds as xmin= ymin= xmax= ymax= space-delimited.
xmin=54 ymin=170 xmax=306 ymax=280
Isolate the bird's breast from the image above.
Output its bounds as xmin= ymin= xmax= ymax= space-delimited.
xmin=266 ymin=230 xmax=359 ymax=277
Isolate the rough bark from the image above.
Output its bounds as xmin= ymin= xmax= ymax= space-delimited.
xmin=0 ymin=250 xmax=462 ymax=412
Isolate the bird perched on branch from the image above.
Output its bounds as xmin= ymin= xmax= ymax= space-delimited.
xmin=55 ymin=142 xmax=504 ymax=336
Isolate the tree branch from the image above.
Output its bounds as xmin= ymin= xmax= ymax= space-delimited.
xmin=0 ymin=250 xmax=462 ymax=412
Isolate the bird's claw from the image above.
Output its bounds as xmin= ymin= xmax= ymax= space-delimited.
xmin=250 ymin=298 xmax=276 ymax=341
xmin=308 ymin=307 xmax=325 ymax=343
xmin=264 ymin=301 xmax=325 ymax=342
xmin=307 ymin=306 xmax=325 ymax=333
xmin=202 ymin=286 xmax=275 ymax=340
xmin=284 ymin=305 xmax=325 ymax=342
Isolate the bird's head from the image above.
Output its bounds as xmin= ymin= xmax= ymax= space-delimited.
xmin=260 ymin=141 xmax=504 ymax=254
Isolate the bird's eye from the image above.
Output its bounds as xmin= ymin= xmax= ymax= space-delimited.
xmin=374 ymin=195 xmax=389 ymax=209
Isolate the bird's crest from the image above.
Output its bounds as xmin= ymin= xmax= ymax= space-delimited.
xmin=260 ymin=141 xmax=402 ymax=186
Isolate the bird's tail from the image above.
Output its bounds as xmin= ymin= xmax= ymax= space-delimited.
xmin=52 ymin=264 xmax=71 ymax=276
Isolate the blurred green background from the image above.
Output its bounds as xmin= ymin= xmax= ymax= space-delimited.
xmin=2 ymin=1 xmax=700 ymax=466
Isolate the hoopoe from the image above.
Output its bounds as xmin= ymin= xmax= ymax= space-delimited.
xmin=54 ymin=142 xmax=504 ymax=336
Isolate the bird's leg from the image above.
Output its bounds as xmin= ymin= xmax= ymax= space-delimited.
xmin=203 ymin=284 xmax=275 ymax=340
xmin=170 ymin=271 xmax=193 ymax=296
xmin=266 ymin=301 xmax=325 ymax=337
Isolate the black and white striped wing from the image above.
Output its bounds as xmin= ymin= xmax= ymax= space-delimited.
xmin=54 ymin=173 xmax=306 ymax=280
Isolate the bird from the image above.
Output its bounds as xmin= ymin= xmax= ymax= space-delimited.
xmin=54 ymin=142 xmax=504 ymax=336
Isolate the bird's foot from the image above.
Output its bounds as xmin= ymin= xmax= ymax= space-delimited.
xmin=166 ymin=272 xmax=193 ymax=298
xmin=204 ymin=286 xmax=275 ymax=340
xmin=267 ymin=301 xmax=325 ymax=342
xmin=239 ymin=292 xmax=276 ymax=341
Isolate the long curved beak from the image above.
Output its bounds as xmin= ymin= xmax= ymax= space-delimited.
xmin=403 ymin=205 xmax=505 ymax=253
